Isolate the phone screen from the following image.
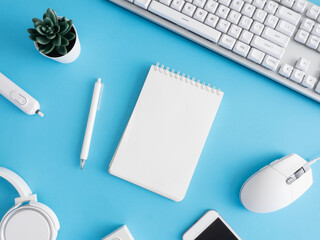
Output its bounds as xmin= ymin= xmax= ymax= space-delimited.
xmin=195 ymin=218 xmax=238 ymax=240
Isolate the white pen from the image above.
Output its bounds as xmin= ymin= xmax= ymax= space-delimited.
xmin=80 ymin=78 xmax=103 ymax=170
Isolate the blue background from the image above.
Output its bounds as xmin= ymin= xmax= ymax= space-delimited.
xmin=1 ymin=0 xmax=320 ymax=239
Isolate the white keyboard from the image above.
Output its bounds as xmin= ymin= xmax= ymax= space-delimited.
xmin=108 ymin=0 xmax=320 ymax=103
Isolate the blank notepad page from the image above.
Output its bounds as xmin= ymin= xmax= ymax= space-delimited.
xmin=109 ymin=64 xmax=223 ymax=202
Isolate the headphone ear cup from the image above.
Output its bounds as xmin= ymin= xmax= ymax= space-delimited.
xmin=0 ymin=203 xmax=59 ymax=240
xmin=29 ymin=201 xmax=60 ymax=231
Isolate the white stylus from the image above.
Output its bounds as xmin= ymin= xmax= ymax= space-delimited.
xmin=0 ymin=72 xmax=44 ymax=117
xmin=80 ymin=78 xmax=103 ymax=170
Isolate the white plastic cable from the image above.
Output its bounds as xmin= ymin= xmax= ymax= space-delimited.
xmin=0 ymin=167 xmax=32 ymax=198
xmin=309 ymin=157 xmax=320 ymax=165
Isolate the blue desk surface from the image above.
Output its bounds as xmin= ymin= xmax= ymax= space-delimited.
xmin=1 ymin=0 xmax=320 ymax=239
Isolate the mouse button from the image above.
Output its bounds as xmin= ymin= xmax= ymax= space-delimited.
xmin=292 ymin=169 xmax=313 ymax=201
xmin=241 ymin=167 xmax=291 ymax=213
xmin=271 ymin=154 xmax=307 ymax=177
xmin=269 ymin=154 xmax=295 ymax=167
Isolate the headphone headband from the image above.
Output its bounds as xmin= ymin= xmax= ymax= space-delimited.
xmin=0 ymin=167 xmax=32 ymax=198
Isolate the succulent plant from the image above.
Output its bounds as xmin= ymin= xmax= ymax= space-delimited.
xmin=28 ymin=8 xmax=75 ymax=56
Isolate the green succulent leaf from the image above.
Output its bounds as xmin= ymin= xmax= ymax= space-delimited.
xmin=46 ymin=8 xmax=58 ymax=25
xmin=38 ymin=44 xmax=46 ymax=51
xmin=29 ymin=35 xmax=38 ymax=41
xmin=27 ymin=28 xmax=38 ymax=35
xmin=46 ymin=33 xmax=56 ymax=40
xmin=36 ymin=36 xmax=51 ymax=45
xmin=58 ymin=22 xmax=69 ymax=35
xmin=42 ymin=43 xmax=55 ymax=55
xmin=52 ymin=24 xmax=60 ymax=33
xmin=56 ymin=46 xmax=67 ymax=55
xmin=35 ymin=25 xmax=46 ymax=35
xmin=64 ymin=32 xmax=75 ymax=41
xmin=32 ymin=18 xmax=43 ymax=26
xmin=44 ymin=17 xmax=54 ymax=27
xmin=52 ymin=35 xmax=61 ymax=46
xmin=65 ymin=20 xmax=73 ymax=33
xmin=60 ymin=36 xmax=69 ymax=46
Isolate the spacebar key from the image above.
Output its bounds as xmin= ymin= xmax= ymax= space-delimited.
xmin=149 ymin=1 xmax=221 ymax=43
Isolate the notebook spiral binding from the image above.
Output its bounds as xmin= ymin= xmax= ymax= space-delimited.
xmin=153 ymin=63 xmax=221 ymax=95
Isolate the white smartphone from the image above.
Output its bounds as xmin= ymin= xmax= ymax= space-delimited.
xmin=183 ymin=210 xmax=241 ymax=240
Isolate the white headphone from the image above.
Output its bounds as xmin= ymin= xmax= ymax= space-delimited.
xmin=0 ymin=167 xmax=60 ymax=240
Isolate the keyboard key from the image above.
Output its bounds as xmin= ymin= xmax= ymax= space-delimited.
xmin=276 ymin=6 xmax=301 ymax=25
xmin=134 ymin=0 xmax=152 ymax=8
xmin=160 ymin=0 xmax=172 ymax=5
xmin=306 ymin=6 xmax=320 ymax=20
xmin=262 ymin=55 xmax=279 ymax=71
xmin=182 ymin=3 xmax=197 ymax=16
xmin=279 ymin=64 xmax=293 ymax=77
xmin=227 ymin=10 xmax=242 ymax=24
xmin=281 ymin=0 xmax=294 ymax=8
xmin=300 ymin=19 xmax=315 ymax=32
xmin=218 ymin=0 xmax=232 ymax=6
xmin=239 ymin=30 xmax=254 ymax=43
xmin=228 ymin=24 xmax=242 ymax=38
xmin=251 ymin=35 xmax=284 ymax=58
xmin=193 ymin=0 xmax=206 ymax=8
xmin=264 ymin=1 xmax=279 ymax=14
xmin=296 ymin=57 xmax=310 ymax=71
xmin=265 ymin=14 xmax=279 ymax=28
xmin=171 ymin=0 xmax=185 ymax=11
xmin=261 ymin=27 xmax=290 ymax=47
xmin=290 ymin=69 xmax=305 ymax=83
xmin=216 ymin=5 xmax=231 ymax=18
xmin=316 ymin=82 xmax=320 ymax=93
xmin=306 ymin=35 xmax=320 ymax=49
xmin=230 ymin=0 xmax=244 ymax=11
xmin=218 ymin=34 xmax=237 ymax=49
xmin=217 ymin=19 xmax=231 ymax=32
xmin=276 ymin=20 xmax=295 ymax=37
xmin=248 ymin=48 xmax=265 ymax=63
xmin=243 ymin=0 xmax=252 ymax=3
xmin=193 ymin=8 xmax=208 ymax=22
xmin=294 ymin=29 xmax=309 ymax=43
xmin=253 ymin=9 xmax=267 ymax=22
xmin=205 ymin=13 xmax=220 ymax=27
xmin=242 ymin=3 xmax=256 ymax=17
xmin=264 ymin=1 xmax=278 ymax=14
xmin=302 ymin=75 xmax=317 ymax=88
xmin=250 ymin=21 xmax=264 ymax=35
xmin=252 ymin=0 xmax=266 ymax=9
xmin=292 ymin=0 xmax=307 ymax=13
xmin=239 ymin=16 xmax=253 ymax=29
xmin=233 ymin=40 xmax=251 ymax=56
xmin=204 ymin=0 xmax=219 ymax=13
xmin=149 ymin=1 xmax=222 ymax=42
xmin=312 ymin=23 xmax=320 ymax=37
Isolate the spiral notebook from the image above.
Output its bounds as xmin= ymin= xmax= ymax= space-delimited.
xmin=109 ymin=63 xmax=223 ymax=202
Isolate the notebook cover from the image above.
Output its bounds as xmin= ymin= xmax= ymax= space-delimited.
xmin=109 ymin=64 xmax=223 ymax=201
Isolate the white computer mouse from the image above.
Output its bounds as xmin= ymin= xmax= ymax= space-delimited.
xmin=240 ymin=154 xmax=313 ymax=213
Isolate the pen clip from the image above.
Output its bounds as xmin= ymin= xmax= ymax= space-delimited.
xmin=97 ymin=83 xmax=104 ymax=111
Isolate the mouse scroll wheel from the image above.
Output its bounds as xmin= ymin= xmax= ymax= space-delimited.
xmin=286 ymin=168 xmax=306 ymax=184
xmin=294 ymin=168 xmax=306 ymax=178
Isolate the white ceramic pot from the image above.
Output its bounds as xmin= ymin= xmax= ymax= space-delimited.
xmin=34 ymin=24 xmax=81 ymax=64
